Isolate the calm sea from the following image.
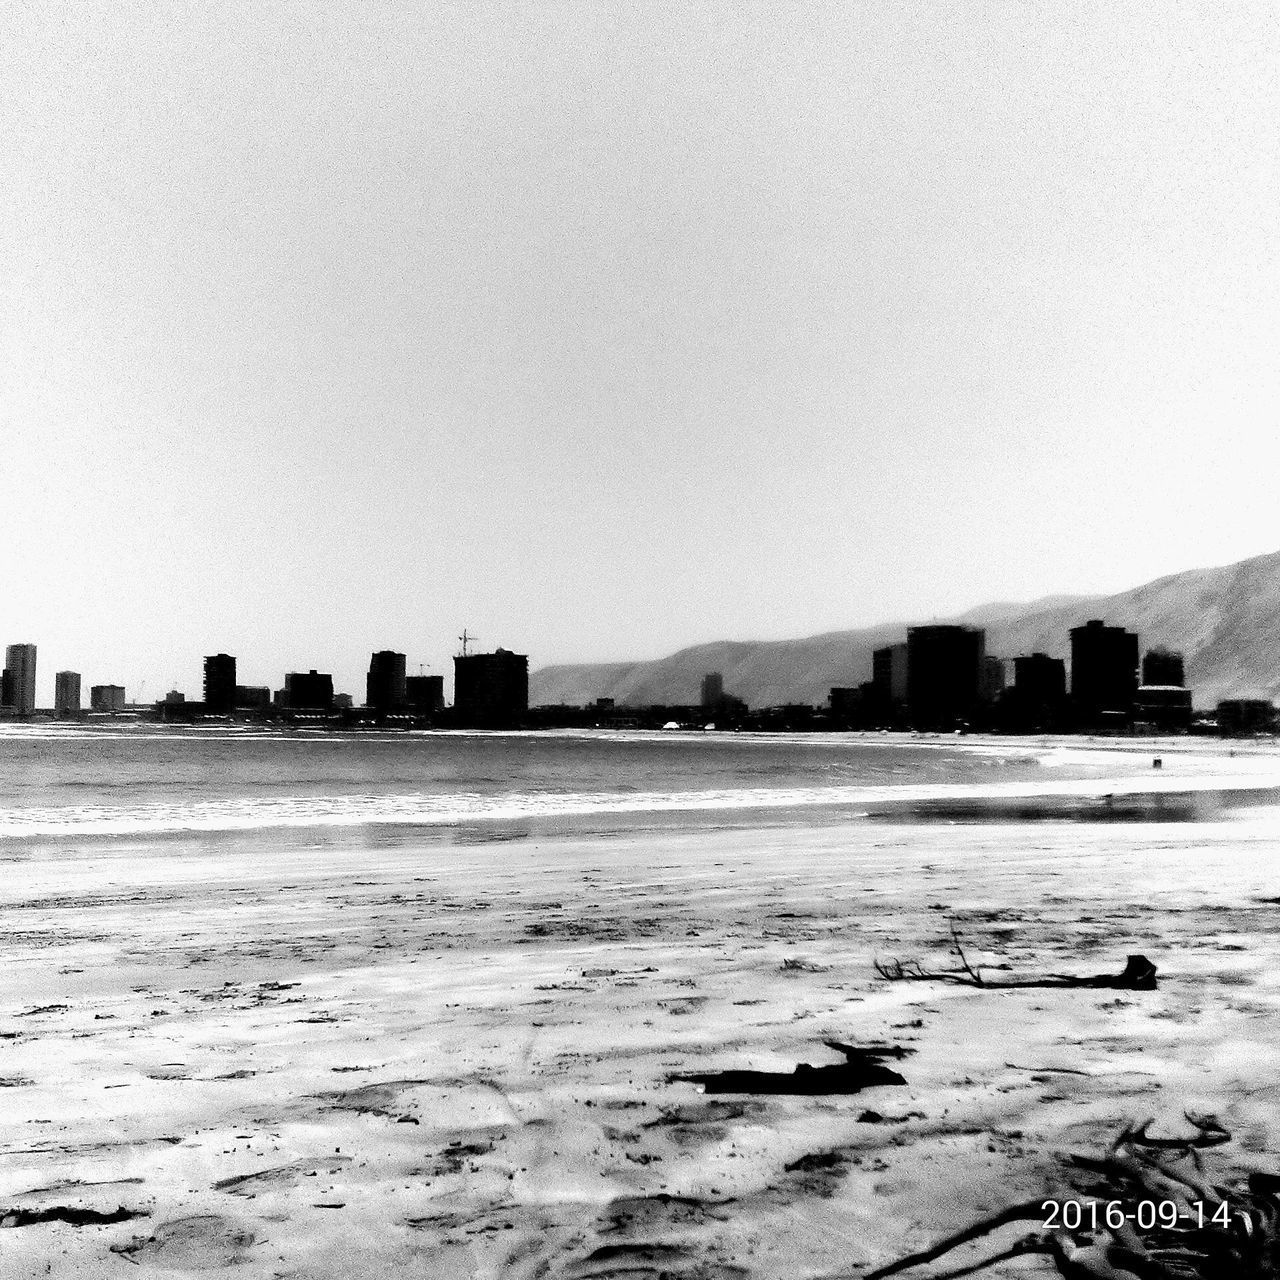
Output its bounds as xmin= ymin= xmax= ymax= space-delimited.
xmin=0 ymin=725 xmax=1136 ymax=842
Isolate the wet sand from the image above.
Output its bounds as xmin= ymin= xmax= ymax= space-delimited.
xmin=2 ymin=746 xmax=1280 ymax=1277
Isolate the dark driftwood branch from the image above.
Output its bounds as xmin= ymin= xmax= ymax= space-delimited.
xmin=861 ymin=1122 xmax=1280 ymax=1279
xmin=875 ymin=947 xmax=1157 ymax=991
xmin=860 ymin=1202 xmax=1048 ymax=1279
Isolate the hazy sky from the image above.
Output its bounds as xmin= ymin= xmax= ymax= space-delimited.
xmin=4 ymin=2 xmax=1279 ymax=703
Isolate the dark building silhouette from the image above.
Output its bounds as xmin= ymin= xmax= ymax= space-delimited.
xmin=1070 ymin=620 xmax=1139 ymax=724
xmin=406 ymin=674 xmax=445 ymax=716
xmin=366 ymin=650 xmax=407 ymax=712
xmin=828 ymin=687 xmax=862 ymax=726
xmin=981 ymin=655 xmax=1006 ymax=703
xmin=90 ymin=684 xmax=127 ymax=712
xmin=283 ymin=669 xmax=334 ymax=711
xmin=1134 ymin=685 xmax=1192 ymax=732
xmin=3 ymin=644 xmax=36 ymax=715
xmin=1142 ymin=648 xmax=1184 ymax=687
xmin=235 ymin=685 xmax=271 ymax=711
xmin=698 ymin=671 xmax=745 ymax=719
xmin=453 ymin=648 xmax=528 ymax=727
xmin=906 ymin=625 xmax=985 ymax=727
xmin=872 ymin=644 xmax=908 ymax=705
xmin=1012 ymin=652 xmax=1067 ymax=708
xmin=204 ymin=654 xmax=237 ymax=714
xmin=55 ymin=671 xmax=82 ymax=716
xmin=1216 ymin=699 xmax=1275 ymax=737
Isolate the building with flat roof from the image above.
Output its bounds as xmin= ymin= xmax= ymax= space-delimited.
xmin=55 ymin=671 xmax=82 ymax=717
xmin=906 ymin=625 xmax=984 ymax=727
xmin=406 ymin=674 xmax=444 ymax=716
xmin=204 ymin=654 xmax=237 ymax=714
xmin=453 ymin=648 xmax=528 ymax=727
xmin=700 ymin=672 xmax=724 ymax=709
xmin=872 ymin=643 xmax=909 ymax=705
xmin=3 ymin=644 xmax=36 ymax=715
xmin=1070 ymin=620 xmax=1139 ymax=724
xmin=90 ymin=684 xmax=127 ymax=712
xmin=1142 ymin=648 xmax=1185 ymax=688
xmin=366 ymin=651 xmax=407 ymax=713
xmin=282 ymin=670 xmax=334 ymax=711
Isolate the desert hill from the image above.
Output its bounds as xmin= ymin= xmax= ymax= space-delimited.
xmin=530 ymin=549 xmax=1280 ymax=710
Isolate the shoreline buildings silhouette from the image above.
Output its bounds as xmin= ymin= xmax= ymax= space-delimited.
xmin=0 ymin=614 xmax=1267 ymax=735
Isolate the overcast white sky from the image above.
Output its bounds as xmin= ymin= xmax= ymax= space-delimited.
xmin=3 ymin=2 xmax=1279 ymax=702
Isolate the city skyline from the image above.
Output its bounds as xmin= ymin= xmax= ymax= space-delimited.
xmin=6 ymin=6 xmax=1280 ymax=706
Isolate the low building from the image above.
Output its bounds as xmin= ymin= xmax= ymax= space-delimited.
xmin=235 ymin=685 xmax=272 ymax=711
xmin=1216 ymin=699 xmax=1275 ymax=737
xmin=90 ymin=685 xmax=127 ymax=712
xmin=282 ymin=670 xmax=334 ymax=711
xmin=1133 ymin=685 xmax=1193 ymax=732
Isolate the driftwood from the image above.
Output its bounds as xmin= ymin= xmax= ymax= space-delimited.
xmin=672 ymin=1041 xmax=911 ymax=1096
xmin=874 ymin=924 xmax=1157 ymax=990
xmin=860 ymin=1117 xmax=1279 ymax=1279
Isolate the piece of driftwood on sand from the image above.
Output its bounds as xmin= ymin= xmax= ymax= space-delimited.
xmin=672 ymin=1041 xmax=911 ymax=1096
xmin=874 ymin=924 xmax=1157 ymax=990
xmin=857 ymin=1116 xmax=1277 ymax=1280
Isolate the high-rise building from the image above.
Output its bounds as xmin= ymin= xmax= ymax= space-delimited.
xmin=4 ymin=644 xmax=36 ymax=715
xmin=282 ymin=670 xmax=334 ymax=711
xmin=1070 ymin=620 xmax=1139 ymax=723
xmin=405 ymin=674 xmax=445 ymax=716
xmin=700 ymin=672 xmax=724 ymax=709
xmin=981 ymin=655 xmax=1006 ymax=703
xmin=366 ymin=651 xmax=407 ymax=712
xmin=453 ymin=648 xmax=528 ymax=727
xmin=90 ymin=684 xmax=127 ymax=712
xmin=906 ymin=625 xmax=985 ymax=727
xmin=204 ymin=654 xmax=237 ymax=714
xmin=54 ymin=671 xmax=82 ymax=716
xmin=872 ymin=644 xmax=909 ymax=705
xmin=1142 ymin=648 xmax=1185 ymax=687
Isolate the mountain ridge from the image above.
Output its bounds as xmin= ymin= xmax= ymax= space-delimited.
xmin=529 ymin=549 xmax=1280 ymax=709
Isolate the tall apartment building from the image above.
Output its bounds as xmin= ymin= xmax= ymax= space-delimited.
xmin=872 ymin=643 xmax=909 ymax=705
xmin=453 ymin=648 xmax=528 ymax=728
xmin=366 ymin=651 xmax=407 ymax=713
xmin=700 ymin=672 xmax=724 ymax=709
xmin=3 ymin=644 xmax=37 ymax=715
xmin=906 ymin=625 xmax=985 ymax=727
xmin=54 ymin=671 xmax=82 ymax=716
xmin=1070 ymin=620 xmax=1139 ymax=723
xmin=204 ymin=654 xmax=237 ymax=714
xmin=405 ymin=674 xmax=444 ymax=716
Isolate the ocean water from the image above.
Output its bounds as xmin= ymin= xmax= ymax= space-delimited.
xmin=0 ymin=725 xmax=1123 ymax=841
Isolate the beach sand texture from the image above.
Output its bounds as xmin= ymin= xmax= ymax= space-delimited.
xmin=2 ymin=743 xmax=1279 ymax=1277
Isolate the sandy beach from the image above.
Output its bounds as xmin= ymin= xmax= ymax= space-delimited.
xmin=2 ymin=737 xmax=1279 ymax=1277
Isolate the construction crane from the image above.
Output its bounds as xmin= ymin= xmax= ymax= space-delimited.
xmin=457 ymin=630 xmax=478 ymax=657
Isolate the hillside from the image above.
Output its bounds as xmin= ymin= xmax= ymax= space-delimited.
xmin=529 ymin=549 xmax=1280 ymax=709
